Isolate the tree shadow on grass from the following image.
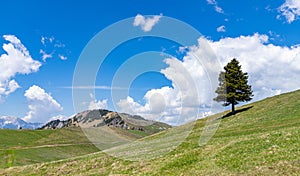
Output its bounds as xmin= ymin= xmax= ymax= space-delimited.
xmin=221 ymin=106 xmax=254 ymax=119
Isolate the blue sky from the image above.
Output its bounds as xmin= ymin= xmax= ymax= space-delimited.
xmin=1 ymin=0 xmax=300 ymax=125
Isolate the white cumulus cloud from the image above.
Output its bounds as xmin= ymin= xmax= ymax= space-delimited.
xmin=0 ymin=35 xmax=41 ymax=101
xmin=277 ymin=0 xmax=300 ymax=23
xmin=117 ymin=38 xmax=218 ymax=125
xmin=48 ymin=114 xmax=69 ymax=122
xmin=133 ymin=14 xmax=162 ymax=32
xmin=118 ymin=33 xmax=300 ymax=126
xmin=23 ymin=85 xmax=63 ymax=123
xmin=88 ymin=93 xmax=108 ymax=110
xmin=207 ymin=33 xmax=300 ymax=101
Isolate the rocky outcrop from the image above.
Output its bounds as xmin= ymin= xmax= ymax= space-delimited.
xmin=39 ymin=109 xmax=171 ymax=133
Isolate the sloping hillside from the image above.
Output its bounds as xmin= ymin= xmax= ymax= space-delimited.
xmin=1 ymin=90 xmax=300 ymax=175
xmin=40 ymin=109 xmax=171 ymax=138
xmin=0 ymin=110 xmax=171 ymax=169
xmin=0 ymin=128 xmax=99 ymax=168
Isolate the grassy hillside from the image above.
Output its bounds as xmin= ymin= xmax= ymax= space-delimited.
xmin=0 ymin=128 xmax=100 ymax=168
xmin=1 ymin=90 xmax=300 ymax=175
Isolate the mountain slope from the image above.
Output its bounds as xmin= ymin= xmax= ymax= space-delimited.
xmin=40 ymin=109 xmax=171 ymax=138
xmin=1 ymin=90 xmax=300 ymax=175
xmin=0 ymin=116 xmax=42 ymax=129
xmin=0 ymin=110 xmax=171 ymax=169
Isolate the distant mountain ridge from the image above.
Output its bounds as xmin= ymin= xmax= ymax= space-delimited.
xmin=0 ymin=116 xmax=42 ymax=129
xmin=40 ymin=109 xmax=171 ymax=134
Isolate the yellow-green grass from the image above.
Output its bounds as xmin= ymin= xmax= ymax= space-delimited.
xmin=1 ymin=90 xmax=300 ymax=175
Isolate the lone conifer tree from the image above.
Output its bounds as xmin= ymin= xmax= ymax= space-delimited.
xmin=214 ymin=58 xmax=253 ymax=114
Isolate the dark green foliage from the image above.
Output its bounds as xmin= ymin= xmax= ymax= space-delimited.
xmin=214 ymin=58 xmax=253 ymax=113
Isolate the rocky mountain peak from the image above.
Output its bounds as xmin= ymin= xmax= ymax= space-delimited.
xmin=39 ymin=109 xmax=171 ymax=134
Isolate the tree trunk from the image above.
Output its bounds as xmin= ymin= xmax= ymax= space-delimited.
xmin=231 ymin=103 xmax=235 ymax=115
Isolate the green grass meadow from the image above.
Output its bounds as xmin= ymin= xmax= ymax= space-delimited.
xmin=0 ymin=90 xmax=300 ymax=175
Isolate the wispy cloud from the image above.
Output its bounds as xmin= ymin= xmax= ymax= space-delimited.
xmin=58 ymin=54 xmax=67 ymax=60
xmin=61 ymin=86 xmax=128 ymax=90
xmin=41 ymin=36 xmax=54 ymax=46
xmin=40 ymin=49 xmax=53 ymax=62
xmin=133 ymin=14 xmax=162 ymax=32
xmin=207 ymin=0 xmax=224 ymax=14
xmin=268 ymin=31 xmax=283 ymax=41
xmin=217 ymin=25 xmax=226 ymax=32
xmin=40 ymin=35 xmax=68 ymax=61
